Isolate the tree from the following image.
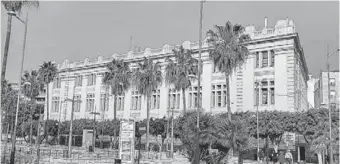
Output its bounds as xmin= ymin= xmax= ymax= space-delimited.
xmin=207 ymin=22 xmax=250 ymax=163
xmin=103 ymin=59 xmax=131 ymax=148
xmin=21 ymin=70 xmax=44 ymax=145
xmin=207 ymin=22 xmax=250 ymax=121
xmin=133 ymin=57 xmax=163 ymax=152
xmin=165 ymin=46 xmax=198 ymax=114
xmin=38 ymin=61 xmax=58 ymax=142
xmin=102 ymin=59 xmax=131 ymax=120
xmin=1 ymin=1 xmax=39 ymax=88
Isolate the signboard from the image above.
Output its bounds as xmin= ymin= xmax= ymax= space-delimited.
xmin=283 ymin=132 xmax=295 ymax=149
xmin=119 ymin=119 xmax=135 ymax=164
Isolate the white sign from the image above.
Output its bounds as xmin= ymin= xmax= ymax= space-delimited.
xmin=119 ymin=120 xmax=135 ymax=164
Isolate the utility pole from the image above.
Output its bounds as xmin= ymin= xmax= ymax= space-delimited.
xmin=10 ymin=12 xmax=28 ymax=164
xmin=256 ymin=82 xmax=260 ymax=162
xmin=327 ymin=44 xmax=332 ymax=164
xmin=170 ymin=107 xmax=174 ymax=158
xmin=194 ymin=1 xmax=205 ymax=163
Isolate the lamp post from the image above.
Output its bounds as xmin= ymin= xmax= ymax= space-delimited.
xmin=168 ymin=107 xmax=180 ymax=159
xmin=255 ymin=82 xmax=260 ymax=163
xmin=326 ymin=46 xmax=339 ymax=164
xmin=193 ymin=1 xmax=205 ymax=163
xmin=64 ymin=85 xmax=82 ymax=158
xmin=9 ymin=12 xmax=29 ymax=164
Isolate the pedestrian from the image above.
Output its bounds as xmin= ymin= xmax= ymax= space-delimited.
xmin=272 ymin=152 xmax=279 ymax=164
xmin=278 ymin=151 xmax=285 ymax=164
xmin=285 ymin=150 xmax=293 ymax=164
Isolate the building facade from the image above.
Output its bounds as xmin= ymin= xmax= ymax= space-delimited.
xmin=307 ymin=75 xmax=317 ymax=109
xmin=314 ymin=71 xmax=339 ymax=109
xmin=46 ymin=18 xmax=309 ymax=122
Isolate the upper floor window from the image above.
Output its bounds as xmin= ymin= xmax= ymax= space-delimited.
xmin=74 ymin=95 xmax=81 ymax=112
xmin=270 ymin=50 xmax=275 ymax=67
xmin=330 ymin=78 xmax=336 ymax=86
xmin=75 ymin=75 xmax=83 ymax=87
xmin=254 ymin=80 xmax=275 ymax=106
xmin=100 ymin=93 xmax=109 ymax=111
xmin=262 ymin=51 xmax=268 ymax=67
xmin=87 ymin=74 xmax=96 ymax=86
xmin=86 ymin=94 xmax=95 ymax=112
xmin=53 ymin=78 xmax=61 ymax=89
xmin=188 ymin=86 xmax=202 ymax=109
xmin=168 ymin=89 xmax=180 ymax=109
xmin=151 ymin=89 xmax=160 ymax=109
xmin=131 ymin=90 xmax=141 ymax=110
xmin=51 ymin=97 xmax=60 ymax=112
xmin=255 ymin=52 xmax=259 ymax=68
xmin=117 ymin=94 xmax=125 ymax=111
xmin=330 ymin=90 xmax=336 ymax=99
xmin=212 ymin=84 xmax=227 ymax=108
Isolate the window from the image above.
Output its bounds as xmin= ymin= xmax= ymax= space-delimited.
xmin=254 ymin=86 xmax=259 ymax=106
xmin=330 ymin=91 xmax=336 ymax=99
xmin=117 ymin=95 xmax=125 ymax=111
xmin=100 ymin=93 xmax=109 ymax=111
xmin=270 ymin=81 xmax=275 ymax=105
xmin=131 ymin=90 xmax=141 ymax=110
xmin=87 ymin=74 xmax=96 ymax=86
xmin=255 ymin=52 xmax=259 ymax=68
xmin=168 ymin=89 xmax=180 ymax=109
xmin=262 ymin=51 xmax=268 ymax=67
xmin=270 ymin=50 xmax=275 ymax=67
xmin=75 ymin=75 xmax=83 ymax=87
xmin=151 ymin=90 xmax=160 ymax=109
xmin=330 ymin=78 xmax=336 ymax=86
xmin=188 ymin=86 xmax=202 ymax=108
xmin=53 ymin=78 xmax=61 ymax=89
xmin=74 ymin=95 xmax=81 ymax=112
xmin=262 ymin=88 xmax=268 ymax=105
xmin=212 ymin=84 xmax=227 ymax=108
xmin=86 ymin=94 xmax=95 ymax=112
xmin=52 ymin=97 xmax=60 ymax=112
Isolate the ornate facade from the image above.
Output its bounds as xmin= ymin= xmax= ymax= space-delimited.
xmin=45 ymin=18 xmax=309 ymax=121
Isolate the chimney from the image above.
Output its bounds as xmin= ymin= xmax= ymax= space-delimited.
xmin=264 ymin=17 xmax=268 ymax=28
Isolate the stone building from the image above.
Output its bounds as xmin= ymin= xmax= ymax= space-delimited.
xmin=46 ymin=18 xmax=309 ymax=121
xmin=314 ymin=71 xmax=339 ymax=109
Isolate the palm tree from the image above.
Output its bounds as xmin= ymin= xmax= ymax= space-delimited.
xmin=38 ymin=61 xmax=58 ymax=142
xmin=165 ymin=46 xmax=198 ymax=114
xmin=1 ymin=1 xmax=39 ymax=86
xmin=207 ymin=21 xmax=250 ymax=122
xmin=133 ymin=57 xmax=163 ymax=152
xmin=21 ymin=70 xmax=44 ymax=145
xmin=102 ymin=59 xmax=131 ymax=148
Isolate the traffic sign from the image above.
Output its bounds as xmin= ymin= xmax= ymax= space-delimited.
xmin=138 ymin=123 xmax=146 ymax=136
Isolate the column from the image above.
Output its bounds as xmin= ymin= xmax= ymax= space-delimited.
xmin=268 ymin=50 xmax=271 ymax=67
xmin=81 ymin=75 xmax=88 ymax=119
xmin=259 ymin=51 xmax=263 ymax=68
xmin=202 ymin=60 xmax=212 ymax=113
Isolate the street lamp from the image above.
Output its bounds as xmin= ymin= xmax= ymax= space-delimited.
xmin=9 ymin=12 xmax=29 ymax=164
xmin=326 ymin=46 xmax=339 ymax=164
xmin=89 ymin=110 xmax=100 ymax=152
xmin=254 ymin=81 xmax=260 ymax=163
xmin=64 ymin=86 xmax=82 ymax=158
xmin=168 ymin=107 xmax=180 ymax=159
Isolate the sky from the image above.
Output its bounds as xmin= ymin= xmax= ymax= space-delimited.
xmin=1 ymin=1 xmax=339 ymax=83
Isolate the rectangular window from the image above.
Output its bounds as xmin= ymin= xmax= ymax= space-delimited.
xmin=262 ymin=88 xmax=268 ymax=105
xmin=270 ymin=50 xmax=275 ymax=67
xmin=330 ymin=91 xmax=336 ymax=99
xmin=330 ymin=78 xmax=336 ymax=86
xmin=87 ymin=74 xmax=96 ymax=86
xmin=262 ymin=51 xmax=268 ymax=67
xmin=270 ymin=88 xmax=275 ymax=104
xmin=131 ymin=91 xmax=141 ymax=110
xmin=168 ymin=89 xmax=180 ymax=109
xmin=151 ymin=89 xmax=160 ymax=109
xmin=117 ymin=95 xmax=124 ymax=111
xmin=52 ymin=97 xmax=60 ymax=112
xmin=188 ymin=86 xmax=202 ymax=108
xmin=75 ymin=75 xmax=82 ymax=87
xmin=53 ymin=78 xmax=61 ymax=89
xmin=74 ymin=95 xmax=81 ymax=112
xmin=100 ymin=93 xmax=109 ymax=111
xmin=86 ymin=94 xmax=95 ymax=112
xmin=212 ymin=84 xmax=227 ymax=108
xmin=255 ymin=52 xmax=259 ymax=68
xmin=254 ymin=88 xmax=259 ymax=106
